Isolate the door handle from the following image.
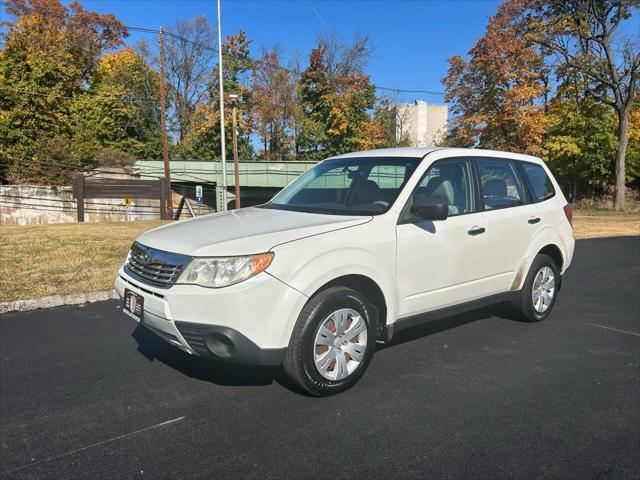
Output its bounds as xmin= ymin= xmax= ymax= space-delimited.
xmin=528 ymin=217 xmax=541 ymax=224
xmin=467 ymin=226 xmax=486 ymax=236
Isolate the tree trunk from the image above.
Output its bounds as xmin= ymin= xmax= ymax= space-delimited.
xmin=613 ymin=107 xmax=629 ymax=210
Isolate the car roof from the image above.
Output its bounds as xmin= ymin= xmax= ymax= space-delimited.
xmin=330 ymin=147 xmax=442 ymax=159
xmin=329 ymin=147 xmax=543 ymax=164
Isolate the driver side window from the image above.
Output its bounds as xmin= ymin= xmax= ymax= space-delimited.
xmin=412 ymin=158 xmax=475 ymax=216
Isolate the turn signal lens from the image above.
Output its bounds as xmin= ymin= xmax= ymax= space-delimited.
xmin=251 ymin=252 xmax=274 ymax=276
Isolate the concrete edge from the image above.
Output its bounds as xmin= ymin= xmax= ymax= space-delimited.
xmin=0 ymin=290 xmax=120 ymax=314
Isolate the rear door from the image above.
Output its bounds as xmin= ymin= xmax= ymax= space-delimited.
xmin=517 ymin=160 xmax=558 ymax=224
xmin=395 ymin=157 xmax=489 ymax=317
xmin=474 ymin=157 xmax=538 ymax=294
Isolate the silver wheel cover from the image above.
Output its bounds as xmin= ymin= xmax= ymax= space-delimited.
xmin=313 ymin=308 xmax=368 ymax=381
xmin=532 ymin=266 xmax=556 ymax=314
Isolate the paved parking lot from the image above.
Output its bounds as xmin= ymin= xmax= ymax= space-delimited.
xmin=1 ymin=237 xmax=638 ymax=479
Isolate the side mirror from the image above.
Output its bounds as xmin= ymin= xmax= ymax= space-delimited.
xmin=411 ymin=196 xmax=448 ymax=221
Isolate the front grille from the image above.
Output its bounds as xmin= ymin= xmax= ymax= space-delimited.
xmin=124 ymin=242 xmax=191 ymax=288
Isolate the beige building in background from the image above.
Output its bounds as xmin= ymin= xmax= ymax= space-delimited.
xmin=395 ymin=100 xmax=448 ymax=147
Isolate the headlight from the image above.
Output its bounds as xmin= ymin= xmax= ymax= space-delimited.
xmin=178 ymin=252 xmax=274 ymax=288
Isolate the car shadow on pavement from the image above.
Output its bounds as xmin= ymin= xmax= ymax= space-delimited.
xmin=131 ymin=325 xmax=283 ymax=387
xmin=130 ymin=304 xmax=517 ymax=391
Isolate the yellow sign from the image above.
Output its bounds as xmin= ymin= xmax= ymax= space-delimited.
xmin=123 ymin=197 xmax=132 ymax=207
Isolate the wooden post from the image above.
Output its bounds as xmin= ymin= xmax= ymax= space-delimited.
xmin=159 ymin=178 xmax=167 ymax=220
xmin=73 ymin=174 xmax=85 ymax=222
xmin=158 ymin=26 xmax=173 ymax=219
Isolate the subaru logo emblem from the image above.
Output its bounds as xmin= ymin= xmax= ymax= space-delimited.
xmin=140 ymin=251 xmax=152 ymax=263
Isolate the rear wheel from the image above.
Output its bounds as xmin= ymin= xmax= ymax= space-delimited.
xmin=283 ymin=286 xmax=376 ymax=396
xmin=513 ymin=254 xmax=560 ymax=322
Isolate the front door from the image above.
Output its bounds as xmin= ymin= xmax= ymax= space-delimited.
xmin=395 ymin=158 xmax=488 ymax=318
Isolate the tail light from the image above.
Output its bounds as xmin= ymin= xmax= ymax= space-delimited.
xmin=563 ymin=204 xmax=573 ymax=226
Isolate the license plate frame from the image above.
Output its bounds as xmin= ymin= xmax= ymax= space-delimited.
xmin=123 ymin=289 xmax=144 ymax=322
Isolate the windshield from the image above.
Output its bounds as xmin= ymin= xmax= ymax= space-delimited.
xmin=267 ymin=157 xmax=421 ymax=216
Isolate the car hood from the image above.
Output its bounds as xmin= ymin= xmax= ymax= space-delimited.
xmin=136 ymin=207 xmax=372 ymax=256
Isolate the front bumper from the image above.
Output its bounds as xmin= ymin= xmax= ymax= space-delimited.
xmin=114 ymin=267 xmax=307 ymax=365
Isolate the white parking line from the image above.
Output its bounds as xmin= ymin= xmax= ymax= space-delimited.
xmin=2 ymin=416 xmax=185 ymax=474
xmin=587 ymin=324 xmax=640 ymax=337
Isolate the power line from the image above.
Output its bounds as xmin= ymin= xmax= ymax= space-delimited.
xmin=0 ymin=194 xmax=162 ymax=210
xmin=124 ymin=24 xmax=445 ymax=96
xmin=0 ymin=9 xmax=445 ymax=97
xmin=0 ymin=199 xmax=161 ymax=215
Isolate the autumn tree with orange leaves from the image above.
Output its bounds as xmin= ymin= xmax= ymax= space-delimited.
xmin=0 ymin=0 xmax=128 ymax=183
xmin=298 ymin=36 xmax=377 ymax=158
xmin=442 ymin=0 xmax=547 ymax=155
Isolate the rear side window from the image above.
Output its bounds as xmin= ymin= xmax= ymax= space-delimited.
xmin=520 ymin=162 xmax=555 ymax=202
xmin=476 ymin=158 xmax=525 ymax=210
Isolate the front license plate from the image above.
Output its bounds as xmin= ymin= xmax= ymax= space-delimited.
xmin=123 ymin=289 xmax=144 ymax=322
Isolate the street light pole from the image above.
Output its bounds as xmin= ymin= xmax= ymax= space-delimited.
xmin=216 ymin=0 xmax=228 ymax=211
xmin=229 ymin=93 xmax=240 ymax=209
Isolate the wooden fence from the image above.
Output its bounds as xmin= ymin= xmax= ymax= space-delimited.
xmin=73 ymin=175 xmax=170 ymax=222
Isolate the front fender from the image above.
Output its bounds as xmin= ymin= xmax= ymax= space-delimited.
xmin=268 ymin=242 xmax=398 ymax=347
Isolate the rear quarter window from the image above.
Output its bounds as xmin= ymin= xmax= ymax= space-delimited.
xmin=520 ymin=163 xmax=555 ymax=202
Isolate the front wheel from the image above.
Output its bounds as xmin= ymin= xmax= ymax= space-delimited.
xmin=513 ymin=254 xmax=560 ymax=322
xmin=283 ymin=286 xmax=376 ymax=396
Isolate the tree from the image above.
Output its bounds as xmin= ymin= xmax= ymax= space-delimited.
xmin=182 ymin=31 xmax=254 ymax=160
xmin=70 ymin=48 xmax=162 ymax=161
xmin=625 ymin=98 xmax=640 ymax=186
xmin=529 ymin=0 xmax=640 ymax=209
xmin=163 ymin=16 xmax=215 ymax=142
xmin=251 ymin=47 xmax=300 ymax=159
xmin=316 ymin=31 xmax=374 ymax=80
xmin=543 ymin=85 xmax=618 ymax=198
xmin=372 ymin=96 xmax=415 ymax=148
xmin=0 ymin=0 xmax=127 ymax=184
xmin=298 ymin=36 xmax=376 ymax=157
xmin=443 ymin=0 xmax=547 ymax=154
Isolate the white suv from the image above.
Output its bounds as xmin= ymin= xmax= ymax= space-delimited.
xmin=115 ymin=147 xmax=575 ymax=396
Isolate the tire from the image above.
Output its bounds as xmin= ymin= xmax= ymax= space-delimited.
xmin=513 ymin=254 xmax=560 ymax=322
xmin=283 ymin=286 xmax=376 ymax=396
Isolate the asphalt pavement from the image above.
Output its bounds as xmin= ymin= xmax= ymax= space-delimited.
xmin=1 ymin=237 xmax=639 ymax=479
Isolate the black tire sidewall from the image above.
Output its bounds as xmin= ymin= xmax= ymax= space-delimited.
xmin=298 ymin=288 xmax=376 ymax=395
xmin=521 ymin=254 xmax=560 ymax=321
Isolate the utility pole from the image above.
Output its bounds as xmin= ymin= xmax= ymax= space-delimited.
xmin=216 ymin=0 xmax=228 ymax=211
xmin=229 ymin=93 xmax=240 ymax=209
xmin=158 ymin=26 xmax=172 ymax=219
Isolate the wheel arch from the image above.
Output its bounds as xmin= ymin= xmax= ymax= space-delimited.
xmin=311 ymin=274 xmax=388 ymax=341
xmin=538 ymin=243 xmax=564 ymax=271
xmin=512 ymin=226 xmax=567 ymax=292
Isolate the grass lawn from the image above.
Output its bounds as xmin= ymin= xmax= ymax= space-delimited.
xmin=572 ymin=209 xmax=640 ymax=239
xmin=1 ymin=210 xmax=638 ymax=303
xmin=1 ymin=221 xmax=164 ymax=303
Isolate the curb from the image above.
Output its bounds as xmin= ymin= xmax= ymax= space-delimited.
xmin=0 ymin=290 xmax=119 ymax=314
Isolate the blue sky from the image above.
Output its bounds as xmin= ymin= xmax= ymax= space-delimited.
xmin=0 ymin=0 xmax=502 ymax=104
